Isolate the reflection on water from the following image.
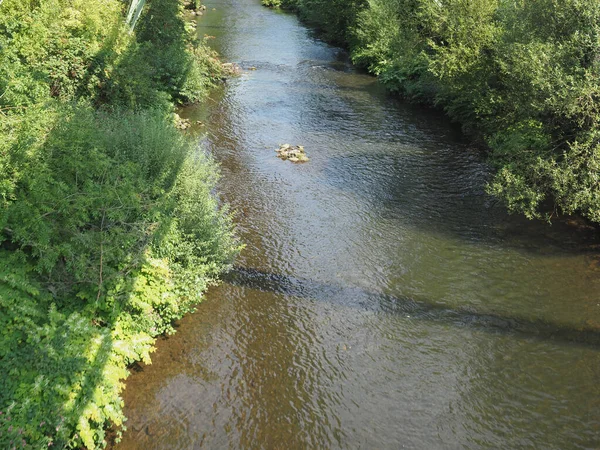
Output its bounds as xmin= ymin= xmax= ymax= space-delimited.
xmin=116 ymin=0 xmax=600 ymax=448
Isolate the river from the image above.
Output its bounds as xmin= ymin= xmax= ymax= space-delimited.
xmin=116 ymin=1 xmax=600 ymax=448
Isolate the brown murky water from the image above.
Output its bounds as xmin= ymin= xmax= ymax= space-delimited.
xmin=116 ymin=1 xmax=600 ymax=448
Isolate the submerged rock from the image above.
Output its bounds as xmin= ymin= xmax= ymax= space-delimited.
xmin=221 ymin=62 xmax=242 ymax=77
xmin=276 ymin=144 xmax=309 ymax=162
xmin=173 ymin=113 xmax=192 ymax=130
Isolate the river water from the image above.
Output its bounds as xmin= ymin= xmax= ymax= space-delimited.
xmin=116 ymin=1 xmax=600 ymax=448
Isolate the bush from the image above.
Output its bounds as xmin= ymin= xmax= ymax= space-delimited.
xmin=261 ymin=0 xmax=300 ymax=9
xmin=0 ymin=106 xmax=240 ymax=449
xmin=0 ymin=0 xmax=240 ymax=448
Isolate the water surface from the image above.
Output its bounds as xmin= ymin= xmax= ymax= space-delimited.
xmin=117 ymin=1 xmax=600 ymax=448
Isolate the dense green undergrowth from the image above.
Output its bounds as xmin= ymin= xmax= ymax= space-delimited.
xmin=0 ymin=0 xmax=240 ymax=448
xmin=270 ymin=0 xmax=600 ymax=223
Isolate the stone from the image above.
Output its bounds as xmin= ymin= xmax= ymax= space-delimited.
xmin=173 ymin=113 xmax=192 ymax=130
xmin=221 ymin=62 xmax=242 ymax=76
xmin=275 ymin=144 xmax=309 ymax=163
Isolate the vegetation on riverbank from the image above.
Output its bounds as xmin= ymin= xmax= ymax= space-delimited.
xmin=0 ymin=0 xmax=239 ymax=448
xmin=269 ymin=0 xmax=600 ymax=224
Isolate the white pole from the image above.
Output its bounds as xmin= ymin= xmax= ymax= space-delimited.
xmin=126 ymin=0 xmax=146 ymax=31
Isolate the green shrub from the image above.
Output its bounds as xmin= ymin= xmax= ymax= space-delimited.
xmin=0 ymin=0 xmax=125 ymax=107
xmin=261 ymin=0 xmax=300 ymax=9
xmin=0 ymin=106 xmax=240 ymax=449
xmin=0 ymin=0 xmax=240 ymax=448
xmin=3 ymin=104 xmax=239 ymax=307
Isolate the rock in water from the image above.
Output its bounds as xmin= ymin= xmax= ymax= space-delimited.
xmin=174 ymin=113 xmax=191 ymax=130
xmin=276 ymin=144 xmax=309 ymax=162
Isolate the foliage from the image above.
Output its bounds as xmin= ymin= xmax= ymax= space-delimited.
xmin=0 ymin=0 xmax=224 ymax=110
xmin=264 ymin=0 xmax=365 ymax=46
xmin=0 ymin=0 xmax=123 ymax=107
xmin=0 ymin=105 xmax=240 ymax=449
xmin=0 ymin=0 xmax=240 ymax=448
xmin=261 ymin=0 xmax=300 ymax=9
xmin=0 ymin=252 xmax=133 ymax=449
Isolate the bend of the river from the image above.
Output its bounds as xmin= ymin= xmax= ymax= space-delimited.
xmin=116 ymin=1 xmax=600 ymax=448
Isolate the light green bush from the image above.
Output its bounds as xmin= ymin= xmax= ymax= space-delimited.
xmin=0 ymin=0 xmax=240 ymax=448
xmin=0 ymin=105 xmax=240 ymax=449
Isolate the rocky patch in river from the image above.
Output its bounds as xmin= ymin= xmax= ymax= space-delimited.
xmin=276 ymin=144 xmax=309 ymax=162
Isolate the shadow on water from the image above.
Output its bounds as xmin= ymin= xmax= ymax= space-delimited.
xmin=320 ymin=149 xmax=600 ymax=255
xmin=225 ymin=266 xmax=600 ymax=348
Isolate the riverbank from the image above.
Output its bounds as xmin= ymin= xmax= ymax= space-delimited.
xmin=0 ymin=1 xmax=239 ymax=448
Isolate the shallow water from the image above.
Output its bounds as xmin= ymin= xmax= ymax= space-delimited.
xmin=116 ymin=1 xmax=600 ymax=448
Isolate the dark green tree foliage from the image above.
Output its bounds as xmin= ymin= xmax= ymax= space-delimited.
xmin=275 ymin=0 xmax=600 ymax=222
xmin=0 ymin=0 xmax=240 ymax=448
xmin=298 ymin=0 xmax=366 ymax=46
xmin=262 ymin=0 xmax=366 ymax=46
